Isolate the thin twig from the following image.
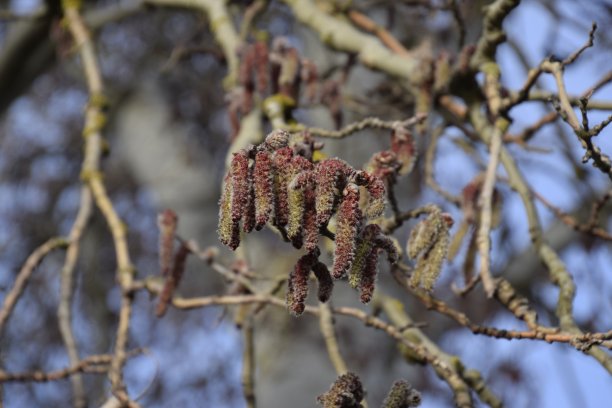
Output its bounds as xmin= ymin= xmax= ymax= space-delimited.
xmin=63 ymin=3 xmax=138 ymax=406
xmin=477 ymin=126 xmax=503 ymax=297
xmin=0 ymin=237 xmax=68 ymax=337
xmin=391 ymin=267 xmax=612 ymax=349
xmin=504 ymin=111 xmax=558 ymax=145
xmin=423 ymin=124 xmax=462 ymax=206
xmin=319 ymin=302 xmax=348 ymax=374
xmin=533 ymin=191 xmax=612 ymax=241
xmin=382 ymin=203 xmax=441 ymax=234
xmin=563 ymin=22 xmax=597 ymax=66
xmin=58 ymin=189 xmax=93 ymax=408
xmin=0 ymin=354 xmax=111 ymax=383
xmin=241 ymin=319 xmax=256 ymax=408
xmin=300 ymin=113 xmax=426 ymax=139
xmin=148 ymin=0 xmax=241 ymax=86
xmin=587 ymin=189 xmax=612 ymax=229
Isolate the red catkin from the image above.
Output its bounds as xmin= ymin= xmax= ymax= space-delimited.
xmin=287 ymin=253 xmax=316 ymax=316
xmin=254 ymin=150 xmax=274 ymax=230
xmin=332 ymin=183 xmax=362 ymax=279
xmin=230 ymin=150 xmax=250 ymax=223
xmin=272 ymin=146 xmax=294 ymax=227
xmin=359 ymin=247 xmax=380 ymax=304
xmin=363 ymin=172 xmax=386 ymax=219
xmin=303 ymin=188 xmax=319 ymax=252
xmin=243 ymin=164 xmax=256 ymax=233
xmin=315 ymin=158 xmax=351 ymax=227
xmin=156 ymin=243 xmax=190 ymax=317
xmin=157 ymin=209 xmax=178 ymax=277
xmin=312 ymin=261 xmax=333 ymax=303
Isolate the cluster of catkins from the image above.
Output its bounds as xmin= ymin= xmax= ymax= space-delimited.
xmin=407 ymin=208 xmax=453 ymax=291
xmin=317 ymin=373 xmax=421 ymax=408
xmin=218 ymin=130 xmax=398 ymax=314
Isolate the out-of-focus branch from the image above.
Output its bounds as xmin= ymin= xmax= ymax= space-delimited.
xmin=0 ymin=354 xmax=112 ymax=383
xmin=423 ymin=125 xmax=462 ymax=206
xmin=504 ymin=111 xmax=558 ymax=145
xmin=281 ymin=0 xmax=420 ymax=82
xmin=58 ymin=189 xmax=93 ymax=408
xmin=62 ymin=2 xmax=137 ymax=405
xmin=0 ymin=1 xmax=145 ymax=118
xmin=346 ymin=9 xmax=411 ymax=56
xmin=476 ymin=125 xmax=504 ymax=298
xmin=239 ymin=0 xmax=267 ymax=41
xmin=241 ymin=319 xmax=256 ymax=408
xmin=0 ymin=237 xmax=68 ymax=337
xmin=147 ymin=0 xmax=240 ymax=86
xmin=319 ymin=302 xmax=348 ymax=375
xmin=533 ymin=191 xmax=612 ymax=241
xmin=471 ymin=0 xmax=520 ymax=70
xmin=522 ymin=92 xmax=612 ymax=110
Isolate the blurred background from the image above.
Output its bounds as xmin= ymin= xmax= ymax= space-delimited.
xmin=0 ymin=0 xmax=611 ymax=407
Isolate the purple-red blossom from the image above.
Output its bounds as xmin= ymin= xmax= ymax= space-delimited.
xmin=360 ymin=247 xmax=380 ymax=304
xmin=156 ymin=242 xmax=191 ymax=317
xmin=243 ymin=165 xmax=256 ymax=233
xmin=374 ymin=234 xmax=399 ymax=264
xmin=349 ymin=224 xmax=380 ymax=288
xmin=254 ymin=150 xmax=274 ymax=230
xmin=230 ymin=150 xmax=250 ymax=223
xmin=272 ymin=146 xmax=294 ymax=227
xmin=349 ymin=223 xmax=399 ymax=303
xmin=218 ymin=174 xmax=241 ymax=250
xmin=218 ymin=130 xmax=398 ymax=310
xmin=287 ymin=170 xmax=313 ymax=242
xmin=303 ymin=188 xmax=319 ymax=252
xmin=332 ymin=183 xmax=362 ymax=279
xmin=366 ymin=150 xmax=401 ymax=182
xmin=312 ymin=261 xmax=333 ymax=302
xmin=157 ymin=209 xmax=178 ymax=277
xmin=287 ymin=253 xmax=317 ymax=316
xmin=315 ymin=158 xmax=352 ymax=227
